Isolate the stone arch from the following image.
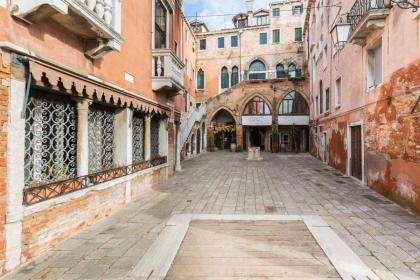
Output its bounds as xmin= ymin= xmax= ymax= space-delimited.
xmin=277 ymin=90 xmax=309 ymax=115
xmin=276 ymin=90 xmax=310 ymax=113
xmin=245 ymin=57 xmax=269 ymax=70
xmin=208 ymin=106 xmax=237 ymax=125
xmin=240 ymin=94 xmax=273 ymax=118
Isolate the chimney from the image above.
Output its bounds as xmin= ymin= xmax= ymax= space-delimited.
xmin=246 ymin=0 xmax=254 ymax=13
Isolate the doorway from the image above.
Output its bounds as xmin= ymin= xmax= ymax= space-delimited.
xmin=350 ymin=125 xmax=362 ymax=180
xmin=246 ymin=127 xmax=266 ymax=150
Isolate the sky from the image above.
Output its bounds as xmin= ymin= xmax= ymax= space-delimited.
xmin=184 ymin=0 xmax=272 ymax=30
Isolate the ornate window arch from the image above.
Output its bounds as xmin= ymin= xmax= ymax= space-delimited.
xmin=276 ymin=64 xmax=286 ymax=79
xmin=278 ymin=91 xmax=309 ymax=115
xmin=248 ymin=60 xmax=266 ymax=80
xmin=231 ymin=66 xmax=239 ymax=86
xmin=197 ymin=69 xmax=205 ymax=90
xmin=288 ymin=63 xmax=297 ymax=78
xmin=221 ymin=67 xmax=229 ymax=89
xmin=243 ymin=96 xmax=271 ymax=115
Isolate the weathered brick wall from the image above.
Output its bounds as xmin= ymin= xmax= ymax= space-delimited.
xmin=22 ymin=166 xmax=168 ymax=264
xmin=0 ymin=52 xmax=10 ymax=274
xmin=312 ymin=59 xmax=420 ymax=214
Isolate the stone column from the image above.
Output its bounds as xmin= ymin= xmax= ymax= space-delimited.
xmin=158 ymin=118 xmax=168 ymax=157
xmin=114 ymin=108 xmax=132 ymax=166
xmin=5 ymin=57 xmax=25 ymax=270
xmin=175 ymin=122 xmax=182 ymax=171
xmin=236 ymin=124 xmax=243 ymax=149
xmin=77 ymin=100 xmax=90 ymax=176
xmin=203 ymin=126 xmax=207 ymax=152
xmin=144 ymin=114 xmax=151 ymax=160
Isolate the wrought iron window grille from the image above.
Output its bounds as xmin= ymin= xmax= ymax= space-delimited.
xmin=88 ymin=104 xmax=115 ymax=174
xmin=132 ymin=111 xmax=145 ymax=163
xmin=24 ymin=91 xmax=77 ymax=188
xmin=151 ymin=117 xmax=160 ymax=158
xmin=23 ymin=156 xmax=167 ymax=205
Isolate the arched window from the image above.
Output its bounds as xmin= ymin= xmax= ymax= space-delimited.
xmin=288 ymin=63 xmax=297 ymax=78
xmin=248 ymin=60 xmax=266 ymax=80
xmin=221 ymin=67 xmax=229 ymax=89
xmin=276 ymin=64 xmax=285 ymax=79
xmin=243 ymin=96 xmax=271 ymax=115
xmin=197 ymin=69 xmax=204 ymax=90
xmin=278 ymin=91 xmax=309 ymax=115
xmin=231 ymin=66 xmax=239 ymax=87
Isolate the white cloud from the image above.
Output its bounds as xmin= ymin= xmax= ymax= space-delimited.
xmin=185 ymin=0 xmax=272 ymax=30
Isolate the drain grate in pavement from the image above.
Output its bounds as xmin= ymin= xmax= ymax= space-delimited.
xmin=363 ymin=194 xmax=392 ymax=204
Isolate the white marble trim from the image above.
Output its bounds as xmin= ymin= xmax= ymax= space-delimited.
xmin=130 ymin=214 xmax=380 ymax=280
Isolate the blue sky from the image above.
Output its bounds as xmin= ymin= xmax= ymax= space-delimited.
xmin=184 ymin=0 xmax=272 ymax=30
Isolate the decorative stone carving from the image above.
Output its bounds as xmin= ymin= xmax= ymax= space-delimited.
xmin=86 ymin=0 xmax=96 ymax=10
xmin=104 ymin=0 xmax=113 ymax=25
xmin=95 ymin=0 xmax=105 ymax=19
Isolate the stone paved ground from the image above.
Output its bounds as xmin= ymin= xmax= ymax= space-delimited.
xmin=2 ymin=152 xmax=420 ymax=280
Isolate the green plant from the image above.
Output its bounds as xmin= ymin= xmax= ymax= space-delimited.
xmin=236 ymin=144 xmax=243 ymax=152
xmin=208 ymin=133 xmax=215 ymax=152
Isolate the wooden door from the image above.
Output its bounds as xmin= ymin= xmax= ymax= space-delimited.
xmin=351 ymin=126 xmax=362 ymax=180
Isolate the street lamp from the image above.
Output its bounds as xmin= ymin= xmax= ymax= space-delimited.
xmin=330 ymin=17 xmax=351 ymax=51
xmin=389 ymin=0 xmax=420 ymax=11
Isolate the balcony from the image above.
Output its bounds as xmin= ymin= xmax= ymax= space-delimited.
xmin=11 ymin=0 xmax=124 ymax=58
xmin=245 ymin=69 xmax=304 ymax=81
xmin=347 ymin=0 xmax=390 ymax=45
xmin=152 ymin=49 xmax=185 ymax=96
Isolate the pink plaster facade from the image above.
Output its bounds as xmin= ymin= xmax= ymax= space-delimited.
xmin=305 ymin=0 xmax=420 ymax=213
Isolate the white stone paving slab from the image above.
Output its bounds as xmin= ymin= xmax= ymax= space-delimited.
xmin=130 ymin=214 xmax=381 ymax=280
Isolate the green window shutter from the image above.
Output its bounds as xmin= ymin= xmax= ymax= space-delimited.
xmin=294 ymin=28 xmax=302 ymax=42
xmin=218 ymin=37 xmax=224 ymax=48
xmin=197 ymin=71 xmax=204 ymax=90
xmin=259 ymin=33 xmax=267 ymax=45
xmin=273 ymin=30 xmax=280 ymax=43
xmin=273 ymin=8 xmax=280 ymax=17
xmin=231 ymin=36 xmax=238 ymax=47
xmin=221 ymin=68 xmax=229 ymax=89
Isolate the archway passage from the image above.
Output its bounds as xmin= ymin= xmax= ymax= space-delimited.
xmin=242 ymin=96 xmax=272 ymax=151
xmin=210 ymin=109 xmax=236 ymax=150
xmin=277 ymin=91 xmax=310 ymax=153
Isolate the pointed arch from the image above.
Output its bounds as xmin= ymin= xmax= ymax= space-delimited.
xmin=231 ymin=66 xmax=239 ymax=86
xmin=278 ymin=91 xmax=309 ymax=115
xmin=276 ymin=63 xmax=286 ymax=79
xmin=197 ymin=68 xmax=205 ymax=90
xmin=242 ymin=95 xmax=272 ymax=116
xmin=221 ymin=67 xmax=229 ymax=89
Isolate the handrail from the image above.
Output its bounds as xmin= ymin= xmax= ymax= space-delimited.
xmin=180 ymin=103 xmax=207 ymax=148
xmin=347 ymin=0 xmax=390 ymax=35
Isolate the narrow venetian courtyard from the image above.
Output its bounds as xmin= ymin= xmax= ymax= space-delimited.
xmin=2 ymin=152 xmax=420 ymax=280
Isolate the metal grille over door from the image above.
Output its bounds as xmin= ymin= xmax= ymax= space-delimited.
xmin=151 ymin=117 xmax=160 ymax=158
xmin=88 ymin=105 xmax=115 ymax=173
xmin=132 ymin=112 xmax=145 ymax=163
xmin=24 ymin=93 xmax=77 ymax=186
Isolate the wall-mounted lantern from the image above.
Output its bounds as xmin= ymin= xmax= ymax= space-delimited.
xmin=330 ymin=17 xmax=351 ymax=51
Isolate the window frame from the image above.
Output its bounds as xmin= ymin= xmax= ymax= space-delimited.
xmin=221 ymin=67 xmax=229 ymax=89
xmin=259 ymin=32 xmax=268 ymax=45
xmin=335 ymin=77 xmax=342 ymax=108
xmin=231 ymin=66 xmax=239 ymax=87
xmin=231 ymin=35 xmax=238 ymax=48
xmin=197 ymin=69 xmax=205 ymax=90
xmin=272 ymin=29 xmax=280 ymax=44
xmin=272 ymin=8 xmax=280 ymax=17
xmin=199 ymin=39 xmax=206 ymax=50
xmin=218 ymin=37 xmax=225 ymax=49
xmin=294 ymin=27 xmax=303 ymax=42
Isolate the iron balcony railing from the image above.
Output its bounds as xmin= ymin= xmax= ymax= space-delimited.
xmin=347 ymin=0 xmax=390 ymax=35
xmin=23 ymin=156 xmax=167 ymax=206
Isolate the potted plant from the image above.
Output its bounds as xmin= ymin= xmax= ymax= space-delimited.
xmin=236 ymin=144 xmax=243 ymax=152
xmin=271 ymin=123 xmax=280 ymax=153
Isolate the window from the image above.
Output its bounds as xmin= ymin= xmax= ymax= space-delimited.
xmin=243 ymin=96 xmax=271 ymax=115
xmin=319 ymin=81 xmax=323 ymax=114
xmin=185 ymin=58 xmax=188 ymax=73
xmin=325 ymin=88 xmax=330 ymax=112
xmin=24 ymin=92 xmax=77 ymax=186
xmin=132 ymin=112 xmax=145 ymax=163
xmin=315 ymin=96 xmax=319 ymax=115
xmin=151 ymin=117 xmax=160 ymax=159
xmin=367 ymin=40 xmax=382 ymax=88
xmin=335 ymin=77 xmax=342 ymax=107
xmin=199 ymin=39 xmax=206 ymax=50
xmin=276 ymin=64 xmax=285 ymax=79
xmin=218 ymin=37 xmax=225 ymax=48
xmin=231 ymin=35 xmax=238 ymax=47
xmin=237 ymin=18 xmax=248 ymax=28
xmin=292 ymin=5 xmax=303 ymax=15
xmin=322 ymin=45 xmax=328 ymax=70
xmin=231 ymin=66 xmax=239 ymax=86
xmin=154 ymin=0 xmax=167 ymax=48
xmin=175 ymin=42 xmax=179 ymax=56
xmin=272 ymin=29 xmax=280 ymax=43
xmin=197 ymin=69 xmax=205 ymax=90
xmin=88 ymin=104 xmax=115 ymax=173
xmin=294 ymin=28 xmax=302 ymax=42
xmin=248 ymin=60 xmax=266 ymax=80
xmin=288 ymin=63 xmax=297 ymax=78
xmin=256 ymin=16 xmax=268 ymax=25
xmin=259 ymin=32 xmax=267 ymax=45
xmin=273 ymin=8 xmax=280 ymax=17
xmin=278 ymin=91 xmax=309 ymax=115
xmin=221 ymin=67 xmax=229 ymax=89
